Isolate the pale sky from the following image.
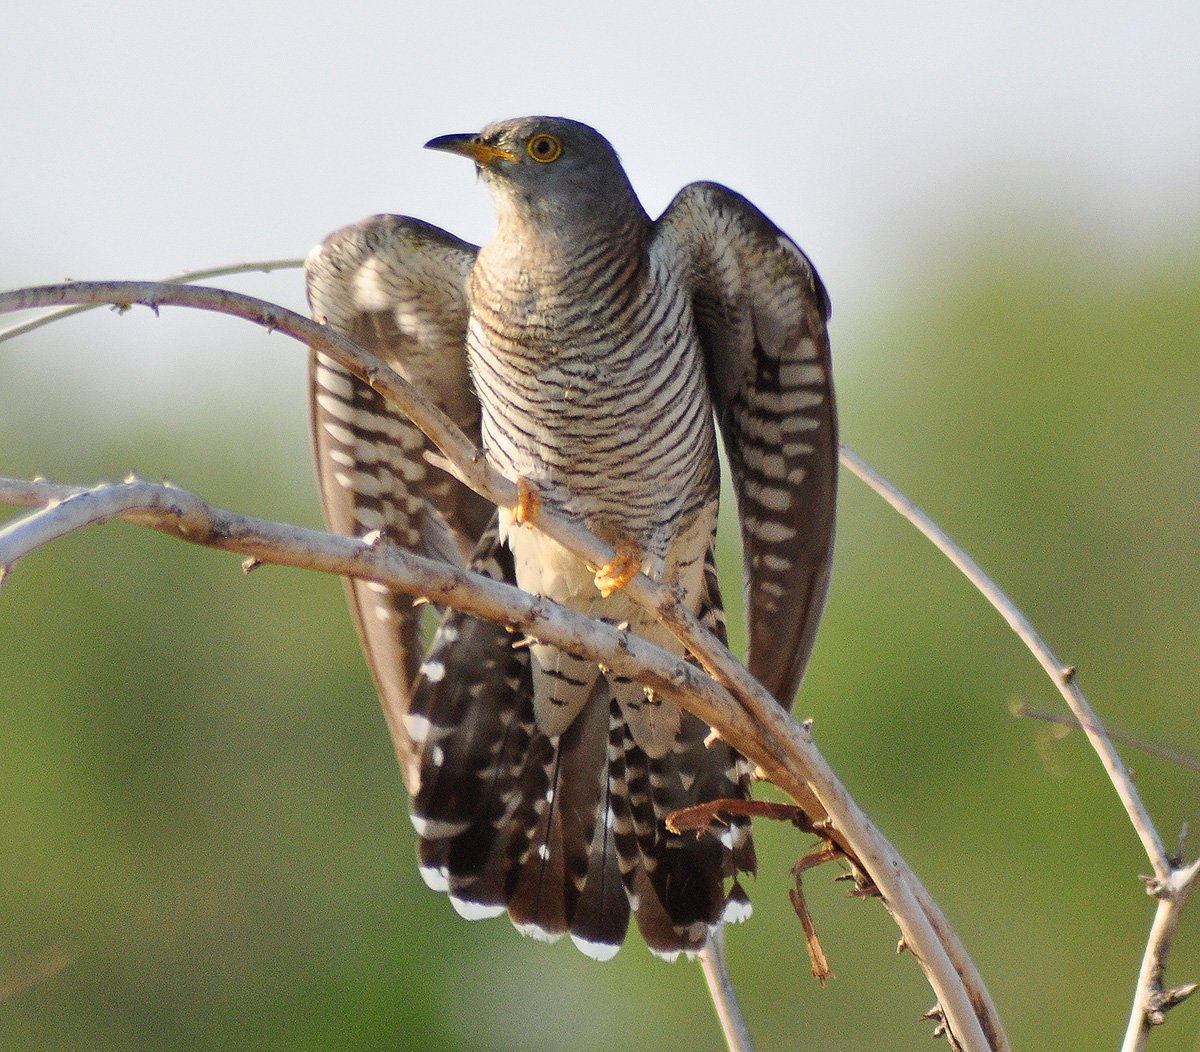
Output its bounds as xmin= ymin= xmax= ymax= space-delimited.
xmin=4 ymin=1 xmax=1199 ymax=422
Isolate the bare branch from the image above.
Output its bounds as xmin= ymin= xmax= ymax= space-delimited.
xmin=0 ymin=259 xmax=304 ymax=345
xmin=839 ymin=446 xmax=1172 ymax=880
xmin=0 ymin=476 xmax=745 ymax=736
xmin=1122 ymin=857 xmax=1200 ymax=1052
xmin=700 ymin=927 xmax=755 ymax=1052
xmin=0 ymin=473 xmax=755 ymax=1051
xmin=0 ymin=282 xmax=1008 ymax=1051
xmin=839 ymin=448 xmax=1200 ymax=1049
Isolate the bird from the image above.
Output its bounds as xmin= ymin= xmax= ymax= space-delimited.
xmin=304 ymin=116 xmax=837 ymax=961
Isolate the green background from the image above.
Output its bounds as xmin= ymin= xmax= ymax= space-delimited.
xmin=2 ymin=218 xmax=1198 ymax=1050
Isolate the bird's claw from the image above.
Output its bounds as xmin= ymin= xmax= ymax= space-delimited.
xmin=594 ymin=539 xmax=641 ymax=597
xmin=509 ymin=477 xmax=540 ymax=527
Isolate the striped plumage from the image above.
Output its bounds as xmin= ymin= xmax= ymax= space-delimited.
xmin=305 ymin=116 xmax=837 ymax=960
xmin=306 ymin=217 xmax=492 ymax=790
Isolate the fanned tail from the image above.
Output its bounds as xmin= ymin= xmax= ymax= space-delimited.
xmin=409 ymin=530 xmax=755 ymax=959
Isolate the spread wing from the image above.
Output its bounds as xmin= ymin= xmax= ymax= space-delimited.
xmin=654 ymin=182 xmax=837 ymax=708
xmin=305 ymin=215 xmax=492 ymax=788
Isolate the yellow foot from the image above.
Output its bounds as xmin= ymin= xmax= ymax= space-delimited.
xmin=508 ymin=477 xmax=540 ymax=528
xmin=593 ymin=538 xmax=642 ymax=597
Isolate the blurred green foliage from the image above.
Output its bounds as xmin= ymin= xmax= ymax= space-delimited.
xmin=2 ymin=222 xmax=1197 ymax=1050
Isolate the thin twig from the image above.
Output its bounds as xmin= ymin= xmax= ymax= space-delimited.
xmin=0 ymin=259 xmax=304 ymax=345
xmin=0 ymin=282 xmax=1008 ymax=1051
xmin=840 ymin=447 xmax=1200 ymax=1050
xmin=1121 ymin=857 xmax=1200 ymax=1052
xmin=790 ymin=866 xmax=834 ymax=986
xmin=839 ymin=446 xmax=1172 ymax=881
xmin=700 ymin=926 xmax=755 ymax=1052
xmin=0 ymin=477 xmax=748 ymax=738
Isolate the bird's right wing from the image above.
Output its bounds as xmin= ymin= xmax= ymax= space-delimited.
xmin=305 ymin=215 xmax=491 ymax=789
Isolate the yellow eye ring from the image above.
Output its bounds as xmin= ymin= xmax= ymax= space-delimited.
xmin=526 ymin=133 xmax=563 ymax=163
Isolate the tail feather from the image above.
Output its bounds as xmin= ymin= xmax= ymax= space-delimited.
xmin=439 ymin=706 xmax=539 ymax=916
xmin=410 ymin=520 xmax=534 ymax=908
xmin=508 ymin=678 xmax=623 ymax=949
xmin=624 ymin=722 xmax=725 ymax=957
xmin=506 ymin=736 xmax=570 ymax=940
xmin=567 ymin=725 xmax=630 ymax=958
xmin=408 ymin=528 xmax=756 ymax=958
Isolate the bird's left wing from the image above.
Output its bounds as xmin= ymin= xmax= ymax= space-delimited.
xmin=654 ymin=182 xmax=837 ymax=709
xmin=305 ymin=215 xmax=492 ymax=788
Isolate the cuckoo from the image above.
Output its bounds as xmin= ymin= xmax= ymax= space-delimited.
xmin=305 ymin=116 xmax=837 ymax=960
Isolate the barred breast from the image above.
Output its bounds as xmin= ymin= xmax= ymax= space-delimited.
xmin=467 ymin=215 xmax=719 ymax=559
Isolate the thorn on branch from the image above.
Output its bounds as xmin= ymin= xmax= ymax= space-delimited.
xmin=608 ymin=620 xmax=632 ymax=652
xmin=1059 ymin=664 xmax=1077 ymax=683
xmin=1164 ymin=982 xmax=1199 ymax=1013
xmin=921 ymin=1004 xmax=963 ymax=1049
xmin=826 ymin=853 xmax=880 ymax=899
xmin=793 ymin=841 xmax=842 ymax=876
xmin=1140 ymin=873 xmax=1167 ymax=898
xmin=1146 ymin=982 xmax=1199 ymax=1026
xmin=923 ymin=1008 xmax=948 ymax=1046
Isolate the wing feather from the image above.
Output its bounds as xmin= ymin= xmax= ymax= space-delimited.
xmin=654 ymin=183 xmax=837 ymax=707
xmin=305 ymin=215 xmax=492 ymax=786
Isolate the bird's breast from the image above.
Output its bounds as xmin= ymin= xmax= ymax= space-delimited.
xmin=466 ymin=237 xmax=718 ymax=550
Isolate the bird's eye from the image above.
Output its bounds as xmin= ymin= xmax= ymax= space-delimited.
xmin=526 ymin=133 xmax=563 ymax=163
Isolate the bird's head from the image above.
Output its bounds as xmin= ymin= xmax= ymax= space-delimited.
xmin=425 ymin=116 xmax=643 ymax=232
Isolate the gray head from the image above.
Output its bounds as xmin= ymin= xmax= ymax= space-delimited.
xmin=425 ymin=116 xmax=645 ymax=231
